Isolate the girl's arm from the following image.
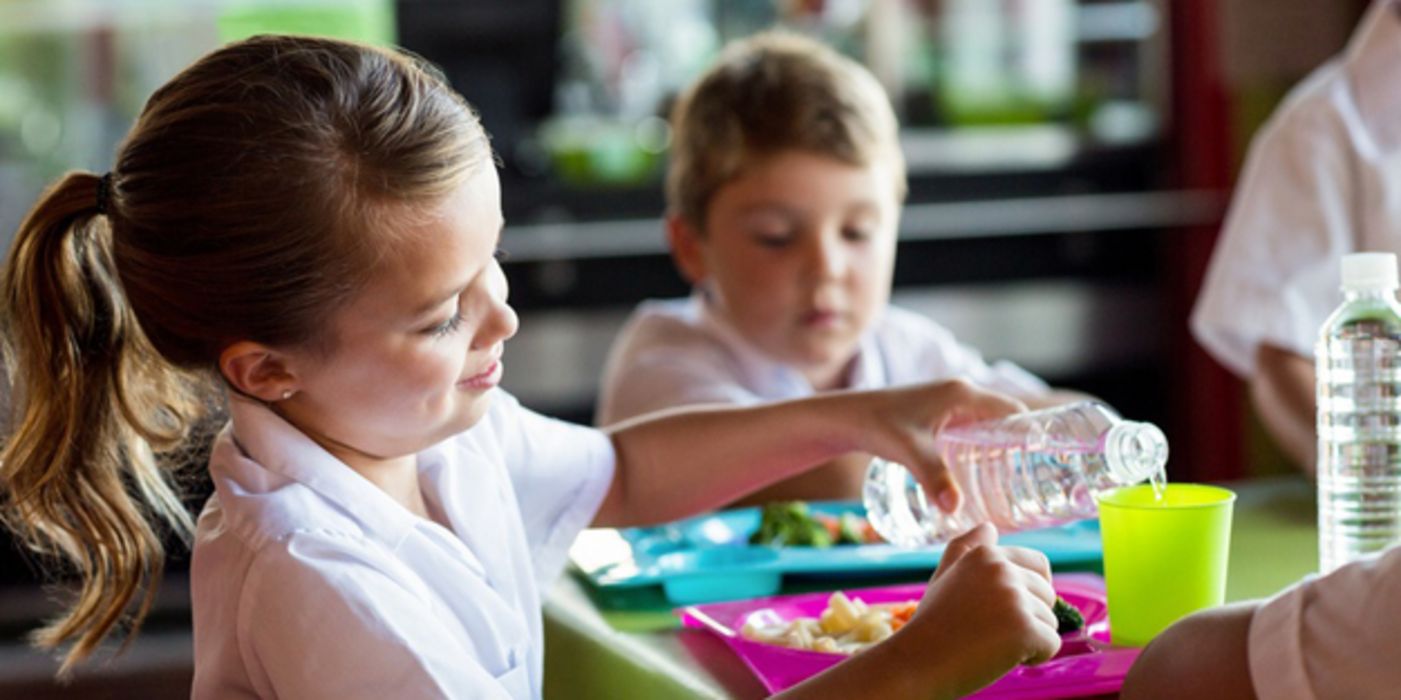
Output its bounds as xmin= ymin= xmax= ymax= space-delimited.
xmin=592 ymin=379 xmax=1022 ymax=528
xmin=779 ymin=524 xmax=1062 ymax=699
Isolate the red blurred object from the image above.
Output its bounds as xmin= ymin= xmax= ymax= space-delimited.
xmin=1166 ymin=0 xmax=1245 ymax=482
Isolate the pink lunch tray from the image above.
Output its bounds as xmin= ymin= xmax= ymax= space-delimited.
xmin=678 ymin=573 xmax=1141 ymax=698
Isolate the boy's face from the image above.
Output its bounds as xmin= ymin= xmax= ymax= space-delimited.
xmin=278 ymin=164 xmax=519 ymax=462
xmin=675 ymin=150 xmax=900 ymax=389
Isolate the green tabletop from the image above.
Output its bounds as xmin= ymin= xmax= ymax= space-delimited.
xmin=543 ymin=477 xmax=1321 ymax=699
xmin=1222 ymin=476 xmax=1319 ymax=602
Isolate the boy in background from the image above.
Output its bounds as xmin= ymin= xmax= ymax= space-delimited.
xmin=597 ymin=31 xmax=1079 ymax=506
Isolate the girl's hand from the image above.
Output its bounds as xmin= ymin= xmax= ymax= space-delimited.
xmin=899 ymin=524 xmax=1062 ymax=697
xmin=773 ymin=524 xmax=1058 ymax=700
xmin=859 ymin=379 xmax=1026 ymax=513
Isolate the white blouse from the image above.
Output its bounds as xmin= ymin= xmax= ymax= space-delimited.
xmin=190 ymin=391 xmax=615 ymax=699
xmin=596 ymin=293 xmax=1049 ymax=426
xmin=1192 ymin=0 xmax=1401 ymax=377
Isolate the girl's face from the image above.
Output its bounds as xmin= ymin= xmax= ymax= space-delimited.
xmin=682 ymin=150 xmax=899 ymax=389
xmin=282 ymin=164 xmax=518 ymax=460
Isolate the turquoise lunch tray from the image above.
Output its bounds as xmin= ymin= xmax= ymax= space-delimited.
xmin=569 ymin=501 xmax=1103 ymax=605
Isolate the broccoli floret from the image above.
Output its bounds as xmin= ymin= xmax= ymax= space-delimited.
xmin=799 ymin=520 xmax=832 ymax=547
xmin=1053 ymin=596 xmax=1084 ymax=634
xmin=749 ymin=501 xmax=833 ymax=547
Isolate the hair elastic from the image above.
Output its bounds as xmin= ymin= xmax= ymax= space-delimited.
xmin=95 ymin=172 xmax=113 ymax=215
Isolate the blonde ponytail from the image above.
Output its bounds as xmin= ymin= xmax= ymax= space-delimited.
xmin=1 ymin=171 xmax=208 ymax=674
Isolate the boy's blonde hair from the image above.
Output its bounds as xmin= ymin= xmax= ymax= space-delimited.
xmin=0 ymin=35 xmax=489 ymax=673
xmin=666 ymin=30 xmax=906 ymax=230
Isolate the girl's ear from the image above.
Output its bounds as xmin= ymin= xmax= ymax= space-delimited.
xmin=665 ymin=213 xmax=709 ymax=285
xmin=218 ymin=341 xmax=298 ymax=402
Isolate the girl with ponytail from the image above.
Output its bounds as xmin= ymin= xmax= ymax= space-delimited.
xmin=1 ymin=35 xmax=1060 ymax=698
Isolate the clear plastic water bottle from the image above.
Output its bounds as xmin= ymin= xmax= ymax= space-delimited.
xmin=1316 ymin=252 xmax=1401 ymax=573
xmin=863 ymin=401 xmax=1168 ymax=547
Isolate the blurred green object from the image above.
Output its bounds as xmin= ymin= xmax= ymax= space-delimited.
xmin=936 ymin=0 xmax=1075 ymax=127
xmin=217 ymin=0 xmax=396 ymax=45
xmin=749 ymin=501 xmax=832 ymax=548
xmin=540 ymin=115 xmax=665 ymax=188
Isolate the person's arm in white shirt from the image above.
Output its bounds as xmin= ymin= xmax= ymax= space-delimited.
xmin=1251 ymin=343 xmax=1317 ymax=474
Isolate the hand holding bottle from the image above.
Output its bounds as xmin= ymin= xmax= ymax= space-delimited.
xmin=854 ymin=379 xmax=1026 ymax=514
xmin=865 ymin=400 xmax=1169 ymax=547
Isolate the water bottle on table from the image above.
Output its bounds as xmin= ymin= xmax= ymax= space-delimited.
xmin=1316 ymin=252 xmax=1401 ymax=573
xmin=863 ymin=401 xmax=1168 ymax=547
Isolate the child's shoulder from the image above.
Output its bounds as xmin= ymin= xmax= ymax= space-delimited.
xmin=198 ymin=475 xmax=375 ymax=558
xmin=630 ymin=296 xmax=705 ymax=328
xmin=598 ymin=296 xmax=755 ymax=422
xmin=868 ymin=304 xmax=1000 ymax=381
xmin=193 ymin=489 xmax=397 ymax=622
xmin=615 ymin=296 xmax=731 ymax=358
xmin=873 ymin=304 xmax=961 ymax=347
xmin=201 ymin=419 xmax=413 ymax=560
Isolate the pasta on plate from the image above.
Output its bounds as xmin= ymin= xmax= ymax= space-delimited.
xmin=739 ymin=591 xmax=916 ymax=655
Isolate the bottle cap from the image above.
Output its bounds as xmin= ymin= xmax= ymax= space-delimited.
xmin=1105 ymin=421 xmax=1168 ymax=484
xmin=1341 ymin=252 xmax=1399 ymax=291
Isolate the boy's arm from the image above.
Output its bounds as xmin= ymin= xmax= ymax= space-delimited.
xmin=591 ymin=380 xmax=1022 ymax=528
xmin=1120 ymin=602 xmax=1259 ymax=699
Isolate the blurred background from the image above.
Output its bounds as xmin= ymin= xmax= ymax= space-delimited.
xmin=0 ymin=0 xmax=1372 ymax=696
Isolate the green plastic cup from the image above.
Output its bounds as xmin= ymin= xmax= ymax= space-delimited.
xmin=1097 ymin=483 xmax=1236 ymax=647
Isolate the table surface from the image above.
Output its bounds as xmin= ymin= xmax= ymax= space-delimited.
xmin=541 ymin=476 xmax=1321 ymax=699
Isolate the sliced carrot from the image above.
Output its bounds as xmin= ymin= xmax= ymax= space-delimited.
xmin=815 ymin=514 xmax=842 ymax=541
xmin=890 ymin=602 xmax=917 ymax=623
xmin=886 ymin=602 xmax=917 ymax=631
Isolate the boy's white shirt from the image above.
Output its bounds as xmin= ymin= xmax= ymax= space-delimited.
xmin=1249 ymin=545 xmax=1401 ymax=699
xmin=596 ymin=293 xmax=1049 ymax=426
xmin=1191 ymin=0 xmax=1401 ymax=377
xmin=190 ymin=391 xmax=615 ymax=699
